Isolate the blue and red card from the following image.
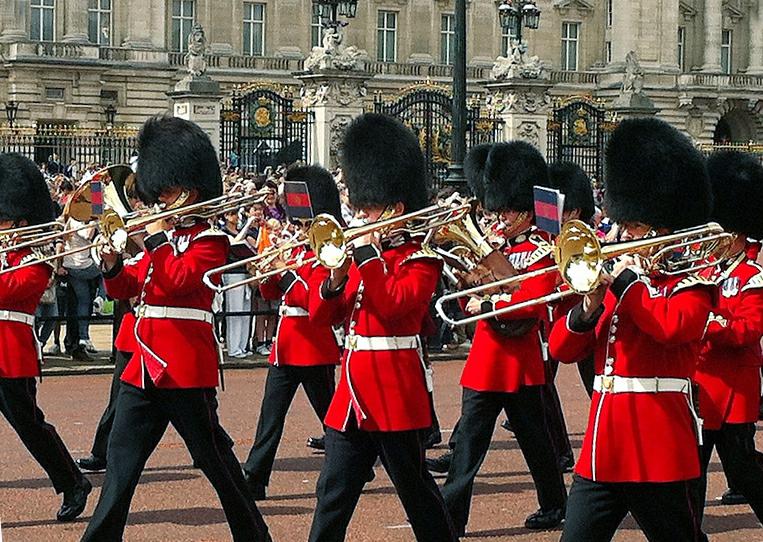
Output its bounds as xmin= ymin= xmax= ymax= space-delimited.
xmin=283 ymin=181 xmax=314 ymax=221
xmin=533 ymin=186 xmax=565 ymax=236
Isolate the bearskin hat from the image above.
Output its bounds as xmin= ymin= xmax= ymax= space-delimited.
xmin=548 ymin=161 xmax=595 ymax=223
xmin=464 ymin=143 xmax=492 ymax=203
xmin=339 ymin=113 xmax=428 ymax=212
xmin=707 ymin=151 xmax=763 ymax=239
xmin=483 ymin=141 xmax=549 ymax=213
xmin=604 ymin=118 xmax=711 ymax=230
xmin=0 ymin=153 xmax=55 ymax=226
xmin=284 ymin=165 xmax=342 ymax=222
xmin=135 ymin=115 xmax=222 ymax=205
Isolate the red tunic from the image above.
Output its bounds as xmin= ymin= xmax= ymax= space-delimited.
xmin=695 ymin=253 xmax=763 ymax=430
xmin=460 ymin=230 xmax=557 ymax=393
xmin=104 ymin=222 xmax=228 ymax=389
xmin=549 ymin=270 xmax=714 ymax=483
xmin=309 ymin=239 xmax=441 ymax=432
xmin=259 ymin=250 xmax=340 ymax=367
xmin=0 ymin=249 xmax=51 ymax=378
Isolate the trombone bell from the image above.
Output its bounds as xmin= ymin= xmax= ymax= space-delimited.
xmin=555 ymin=220 xmax=604 ymax=294
xmin=309 ymin=214 xmax=346 ymax=269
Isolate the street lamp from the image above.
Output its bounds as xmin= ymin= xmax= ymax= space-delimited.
xmin=312 ymin=0 xmax=358 ymax=27
xmin=5 ymin=100 xmax=19 ymax=127
xmin=104 ymin=103 xmax=117 ymax=127
xmin=498 ymin=0 xmax=541 ymax=47
xmin=445 ymin=0 xmax=467 ymax=188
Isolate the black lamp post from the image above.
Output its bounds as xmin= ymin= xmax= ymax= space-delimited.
xmin=445 ymin=0 xmax=467 ymax=188
xmin=498 ymin=0 xmax=541 ymax=50
xmin=5 ymin=100 xmax=19 ymax=127
xmin=313 ymin=0 xmax=358 ymax=28
xmin=104 ymin=103 xmax=117 ymax=127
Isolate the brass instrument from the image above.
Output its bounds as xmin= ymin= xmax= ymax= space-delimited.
xmin=435 ymin=220 xmax=733 ymax=326
xmin=202 ymin=199 xmax=475 ymax=294
xmin=0 ymin=165 xmax=272 ymax=275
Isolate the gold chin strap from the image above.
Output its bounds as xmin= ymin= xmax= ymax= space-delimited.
xmin=166 ymin=190 xmax=192 ymax=211
xmin=502 ymin=211 xmax=529 ymax=239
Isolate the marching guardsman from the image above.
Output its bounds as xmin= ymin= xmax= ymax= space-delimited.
xmin=0 ymin=153 xmax=92 ymax=521
xmin=549 ymin=118 xmax=713 ymax=541
xmin=441 ymin=141 xmax=568 ymax=536
xmin=242 ymin=165 xmax=342 ymax=500
xmin=307 ymin=113 xmax=457 ymax=542
xmin=81 ymin=116 xmax=270 ymax=542
xmin=694 ymin=150 xmax=763 ymax=523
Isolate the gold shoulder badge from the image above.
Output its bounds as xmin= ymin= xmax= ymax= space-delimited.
xmin=671 ymin=274 xmax=716 ymax=296
xmin=401 ymin=246 xmax=443 ymax=266
xmin=525 ymin=235 xmax=554 ymax=267
xmin=742 ymin=271 xmax=763 ymax=293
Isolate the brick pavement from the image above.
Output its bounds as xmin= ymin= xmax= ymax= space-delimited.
xmin=0 ymin=361 xmax=760 ymax=541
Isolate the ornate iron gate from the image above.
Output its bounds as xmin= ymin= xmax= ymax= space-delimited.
xmin=374 ymin=84 xmax=503 ymax=193
xmin=547 ymin=97 xmax=616 ymax=184
xmin=220 ymin=84 xmax=313 ymax=172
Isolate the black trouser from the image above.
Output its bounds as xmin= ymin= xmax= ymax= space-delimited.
xmin=308 ymin=422 xmax=458 ymax=542
xmin=81 ymin=380 xmax=269 ymax=542
xmin=700 ymin=423 xmax=763 ymax=523
xmin=89 ymin=350 xmax=131 ymax=460
xmin=562 ymin=474 xmax=705 ymax=542
xmin=442 ymin=386 xmax=567 ymax=534
xmin=0 ymin=377 xmax=84 ymax=494
xmin=243 ymin=364 xmax=335 ymax=485
xmin=542 ymin=360 xmax=574 ymax=464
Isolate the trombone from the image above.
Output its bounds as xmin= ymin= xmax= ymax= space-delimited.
xmin=202 ymin=199 xmax=475 ymax=294
xmin=435 ymin=220 xmax=733 ymax=326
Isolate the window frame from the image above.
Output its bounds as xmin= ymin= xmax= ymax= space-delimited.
xmin=500 ymin=18 xmax=518 ymax=57
xmin=376 ymin=10 xmax=398 ymax=63
xmin=88 ymin=0 xmax=112 ymax=46
xmin=677 ymin=26 xmax=686 ymax=72
xmin=440 ymin=13 xmax=455 ymax=65
xmin=561 ymin=21 xmax=580 ymax=72
xmin=721 ymin=29 xmax=732 ymax=75
xmin=30 ymin=0 xmax=56 ymax=42
xmin=243 ymin=1 xmax=266 ymax=57
xmin=171 ymin=0 xmax=195 ymax=53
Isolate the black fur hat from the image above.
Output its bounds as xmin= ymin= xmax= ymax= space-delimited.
xmin=0 ymin=153 xmax=55 ymax=226
xmin=284 ymin=165 xmax=342 ymax=222
xmin=548 ymin=161 xmax=595 ymax=223
xmin=340 ymin=113 xmax=428 ymax=212
xmin=707 ymin=151 xmax=763 ymax=239
xmin=604 ymin=118 xmax=711 ymax=230
xmin=135 ymin=115 xmax=222 ymax=205
xmin=483 ymin=141 xmax=549 ymax=213
xmin=464 ymin=143 xmax=492 ymax=203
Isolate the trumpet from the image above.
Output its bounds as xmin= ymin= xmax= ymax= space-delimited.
xmin=202 ymin=199 xmax=475 ymax=294
xmin=0 ymin=165 xmax=273 ymax=275
xmin=435 ymin=220 xmax=733 ymax=326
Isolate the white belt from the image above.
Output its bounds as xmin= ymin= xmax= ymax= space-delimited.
xmin=280 ymin=305 xmax=308 ymax=317
xmin=344 ymin=334 xmax=418 ymax=352
xmin=0 ymin=309 xmax=35 ymax=326
xmin=137 ymin=305 xmax=214 ymax=324
xmin=594 ymin=375 xmax=690 ymax=394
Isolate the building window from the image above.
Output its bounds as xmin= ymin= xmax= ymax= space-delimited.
xmin=606 ymin=41 xmax=612 ymax=64
xmin=31 ymin=0 xmax=55 ymax=41
xmin=88 ymin=0 xmax=112 ymax=45
xmin=171 ymin=0 xmax=194 ymax=52
xmin=500 ymin=18 xmax=518 ymax=57
xmin=607 ymin=0 xmax=613 ymax=28
xmin=677 ymin=26 xmax=686 ymax=72
xmin=243 ymin=2 xmax=266 ymax=56
xmin=377 ymin=11 xmax=397 ymax=62
xmin=311 ymin=12 xmax=326 ymax=48
xmin=440 ymin=14 xmax=455 ymax=65
xmin=721 ymin=29 xmax=732 ymax=74
xmin=561 ymin=22 xmax=579 ymax=71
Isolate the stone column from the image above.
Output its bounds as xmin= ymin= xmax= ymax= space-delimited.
xmin=0 ymin=0 xmax=29 ymax=43
xmin=295 ymin=70 xmax=372 ymax=169
xmin=484 ymin=78 xmax=553 ymax=157
xmin=168 ymin=78 xmax=224 ymax=157
xmin=748 ymin=2 xmax=763 ymax=75
xmin=123 ymin=0 xmax=163 ymax=48
xmin=701 ymin=0 xmax=723 ymax=72
xmin=62 ymin=0 xmax=90 ymax=43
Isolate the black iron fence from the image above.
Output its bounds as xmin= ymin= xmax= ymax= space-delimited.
xmin=0 ymin=125 xmax=138 ymax=167
xmin=699 ymin=142 xmax=763 ymax=164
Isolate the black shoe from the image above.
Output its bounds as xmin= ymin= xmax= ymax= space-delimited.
xmin=423 ymin=430 xmax=442 ymax=450
xmin=501 ymin=418 xmax=514 ymax=433
xmin=559 ymin=454 xmax=575 ymax=473
xmin=425 ymin=451 xmax=452 ymax=474
xmin=244 ymin=473 xmax=266 ymax=501
xmin=77 ymin=455 xmax=106 ymax=472
xmin=57 ymin=477 xmax=92 ymax=522
xmin=306 ymin=436 xmax=325 ymax=451
xmin=524 ymin=507 xmax=564 ymax=530
xmin=70 ymin=346 xmax=93 ymax=362
xmin=720 ymin=488 xmax=747 ymax=505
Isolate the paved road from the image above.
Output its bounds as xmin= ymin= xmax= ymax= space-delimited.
xmin=1 ymin=361 xmax=760 ymax=541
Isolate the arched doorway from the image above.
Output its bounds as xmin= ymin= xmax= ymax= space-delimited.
xmin=713 ymin=109 xmax=756 ymax=144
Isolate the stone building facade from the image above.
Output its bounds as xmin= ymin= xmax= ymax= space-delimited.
xmin=0 ymin=0 xmax=761 ymax=145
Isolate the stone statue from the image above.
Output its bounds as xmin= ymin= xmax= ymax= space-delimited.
xmin=304 ymin=24 xmax=363 ymax=72
xmin=491 ymin=40 xmax=547 ymax=80
xmin=621 ymin=51 xmax=644 ymax=95
xmin=185 ymin=23 xmax=207 ymax=77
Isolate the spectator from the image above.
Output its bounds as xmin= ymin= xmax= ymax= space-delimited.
xmin=47 ymin=153 xmax=63 ymax=175
xmin=220 ymin=209 xmax=253 ymax=358
xmin=64 ymin=158 xmax=79 ymax=180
